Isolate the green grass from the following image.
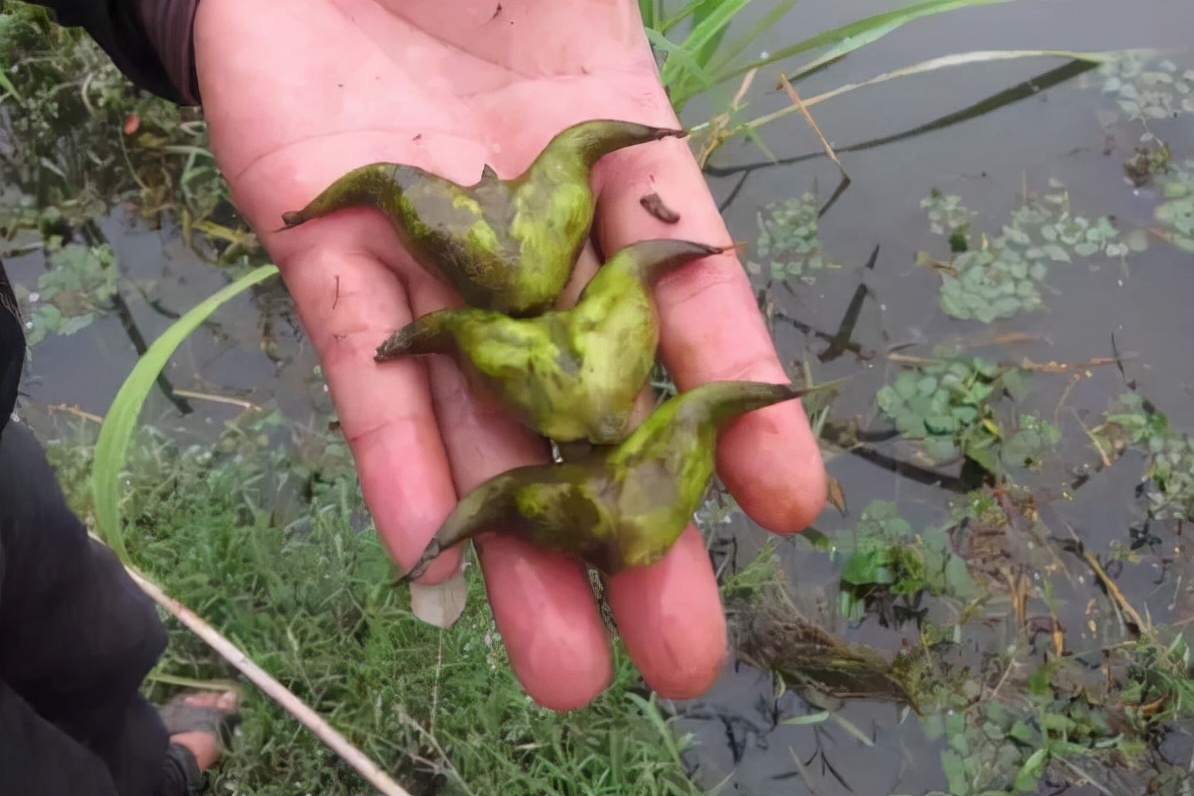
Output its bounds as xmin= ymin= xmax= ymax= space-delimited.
xmin=48 ymin=416 xmax=704 ymax=796
xmin=641 ymin=0 xmax=1023 ymax=113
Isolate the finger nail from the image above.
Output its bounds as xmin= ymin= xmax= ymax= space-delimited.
xmin=410 ymin=570 xmax=469 ymax=628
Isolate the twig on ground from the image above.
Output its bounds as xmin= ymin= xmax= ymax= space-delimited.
xmin=170 ymin=389 xmax=258 ymax=410
xmin=98 ymin=539 xmax=413 ymax=796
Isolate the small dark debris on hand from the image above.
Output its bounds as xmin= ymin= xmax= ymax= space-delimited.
xmin=640 ymin=192 xmax=680 ymax=224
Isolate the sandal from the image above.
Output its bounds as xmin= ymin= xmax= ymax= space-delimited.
xmin=158 ymin=689 xmax=243 ymax=796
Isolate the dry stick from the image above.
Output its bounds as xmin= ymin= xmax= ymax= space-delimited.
xmin=105 ymin=544 xmax=413 ymax=796
xmin=170 ymin=389 xmax=258 ymax=410
xmin=777 ymin=73 xmax=850 ymax=218
xmin=1073 ymin=544 xmax=1148 ymax=637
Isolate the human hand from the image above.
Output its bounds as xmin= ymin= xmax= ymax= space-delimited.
xmin=193 ymin=0 xmax=826 ymax=710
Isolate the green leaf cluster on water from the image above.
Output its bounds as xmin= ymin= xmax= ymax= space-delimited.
xmin=913 ymin=629 xmax=1194 ymax=796
xmin=919 ymin=185 xmax=1140 ymax=323
xmin=10 ymin=241 xmax=119 ymax=344
xmin=836 ymin=500 xmax=977 ymax=624
xmin=1098 ymin=391 xmax=1194 ymax=522
xmin=875 ymin=351 xmax=1059 ymax=476
xmin=820 ymin=338 xmax=1194 ymax=792
xmin=904 ymin=50 xmax=1194 ymax=327
xmin=747 ymin=193 xmax=831 ymax=284
xmin=1153 ymin=159 xmax=1194 ymax=253
xmin=836 ymin=487 xmax=1194 ymax=794
xmin=1100 ymin=54 xmax=1194 ymax=126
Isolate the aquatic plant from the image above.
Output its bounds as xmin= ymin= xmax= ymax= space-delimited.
xmin=875 ymin=351 xmax=1059 ymax=477
xmin=920 ymin=184 xmax=1137 ymax=323
xmin=748 ymin=193 xmax=831 ymax=284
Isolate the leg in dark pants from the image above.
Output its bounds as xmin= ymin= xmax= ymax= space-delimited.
xmin=0 ymin=261 xmax=204 ymax=795
xmin=0 ymin=421 xmax=175 ymax=796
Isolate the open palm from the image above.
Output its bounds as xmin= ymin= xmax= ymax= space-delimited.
xmin=193 ymin=0 xmax=826 ymax=710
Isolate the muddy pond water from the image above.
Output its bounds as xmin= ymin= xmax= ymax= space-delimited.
xmin=6 ymin=1 xmax=1194 ymax=794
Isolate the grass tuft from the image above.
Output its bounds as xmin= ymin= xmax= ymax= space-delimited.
xmin=50 ymin=418 xmax=705 ymax=796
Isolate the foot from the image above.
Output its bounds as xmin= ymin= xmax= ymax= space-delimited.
xmin=164 ymin=690 xmax=240 ymax=771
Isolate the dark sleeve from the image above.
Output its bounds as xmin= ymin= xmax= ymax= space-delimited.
xmin=0 ymin=259 xmax=23 ymax=437
xmin=24 ymin=0 xmax=201 ymax=106
xmin=0 ymin=422 xmax=171 ymax=795
xmin=0 ymin=682 xmax=123 ymax=796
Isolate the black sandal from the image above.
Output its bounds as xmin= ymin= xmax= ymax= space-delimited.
xmin=158 ymin=690 xmax=243 ymax=796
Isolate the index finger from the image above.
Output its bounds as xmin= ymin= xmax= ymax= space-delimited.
xmin=262 ymin=203 xmax=465 ymax=584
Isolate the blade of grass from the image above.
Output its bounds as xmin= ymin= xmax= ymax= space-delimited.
xmin=706 ymin=0 xmax=800 ymax=79
xmin=740 ymin=48 xmax=1134 ymax=135
xmin=707 ymin=0 xmax=1022 ymax=91
xmin=0 ymin=67 xmax=23 ymax=104
xmin=777 ymin=18 xmax=909 ymax=86
xmin=92 ymin=264 xmax=279 ymax=562
xmin=687 ymin=0 xmax=743 ymax=77
xmin=702 ymin=59 xmax=1100 ymax=178
xmin=653 ymin=0 xmax=753 ymax=107
xmin=625 ymin=692 xmax=687 ymax=771
xmin=638 ymin=0 xmax=660 ymax=31
xmin=645 ymin=26 xmax=720 ymax=99
xmin=657 ymin=0 xmax=718 ymax=35
xmin=829 ymin=711 xmax=876 ymax=747
xmin=671 ymin=0 xmax=751 ymax=63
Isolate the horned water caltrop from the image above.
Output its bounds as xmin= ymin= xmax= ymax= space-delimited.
xmin=282 ymin=118 xmax=810 ymax=578
xmin=374 ymin=238 xmax=731 ymax=446
xmin=396 ymin=381 xmax=810 ymax=582
xmin=280 ymin=119 xmax=687 ymax=317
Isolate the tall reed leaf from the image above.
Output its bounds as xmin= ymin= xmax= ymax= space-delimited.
xmin=703 ymin=0 xmax=800 ymax=83
xmin=92 ymin=264 xmax=279 ymax=562
xmin=737 ymin=48 xmax=1131 ymax=133
xmin=656 ymin=0 xmax=753 ymax=107
xmin=656 ymin=0 xmax=1022 ymax=110
xmin=713 ymin=0 xmax=1020 ymax=84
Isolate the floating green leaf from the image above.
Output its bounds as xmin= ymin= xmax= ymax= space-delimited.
xmin=1153 ymin=159 xmax=1194 ymax=252
xmin=921 ymin=184 xmax=1133 ymax=322
xmin=14 ymin=242 xmax=119 ymax=345
xmin=835 ymin=501 xmax=978 ymax=626
xmin=1002 ymin=415 xmax=1062 ymax=468
xmin=876 ymin=351 xmax=1059 ymax=478
xmin=748 ymin=192 xmax=831 ymax=284
xmin=1099 ymin=52 xmax=1194 ymax=130
xmin=1099 ymin=392 xmax=1194 ymax=521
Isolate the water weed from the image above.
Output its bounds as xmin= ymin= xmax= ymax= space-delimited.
xmin=919 ymin=185 xmax=1138 ymax=323
xmin=747 ymin=192 xmax=832 ymax=285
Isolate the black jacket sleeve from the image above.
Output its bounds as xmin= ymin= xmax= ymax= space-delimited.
xmin=0 ymin=260 xmax=23 ymax=438
xmin=21 ymin=0 xmax=199 ymax=106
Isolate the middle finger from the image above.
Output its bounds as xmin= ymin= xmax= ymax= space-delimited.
xmin=404 ymin=251 xmax=615 ymax=711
